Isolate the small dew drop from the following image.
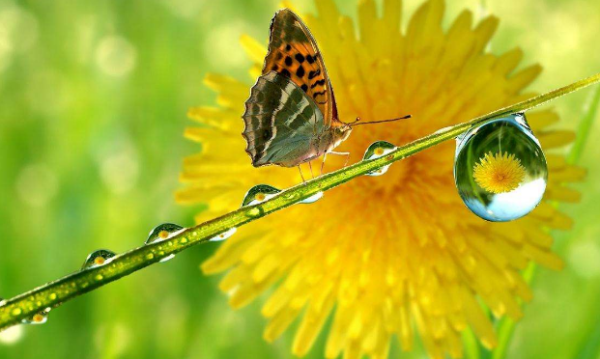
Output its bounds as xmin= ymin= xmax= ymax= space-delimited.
xmin=145 ymin=224 xmax=185 ymax=262
xmin=94 ymin=274 xmax=104 ymax=281
xmin=48 ymin=293 xmax=57 ymax=301
xmin=146 ymin=223 xmax=185 ymax=245
xmin=11 ymin=308 xmax=22 ymax=316
xmin=242 ymin=184 xmax=281 ymax=206
xmin=159 ymin=254 xmax=176 ymax=263
xmin=82 ymin=249 xmax=116 ymax=270
xmin=298 ymin=191 xmax=323 ymax=204
xmin=179 ymin=237 xmax=188 ymax=244
xmin=209 ymin=227 xmax=237 ymax=242
xmin=245 ymin=207 xmax=263 ymax=218
xmin=22 ymin=310 xmax=49 ymax=325
xmin=454 ymin=113 xmax=547 ymax=222
xmin=363 ymin=141 xmax=397 ymax=176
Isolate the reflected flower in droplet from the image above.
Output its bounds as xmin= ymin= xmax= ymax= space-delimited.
xmin=454 ymin=113 xmax=547 ymax=222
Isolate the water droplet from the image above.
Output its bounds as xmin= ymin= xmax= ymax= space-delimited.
xmin=245 ymin=207 xmax=263 ymax=218
xmin=242 ymin=184 xmax=281 ymax=206
xmin=454 ymin=114 xmax=547 ymax=222
xmin=82 ymin=249 xmax=116 ymax=270
xmin=363 ymin=141 xmax=396 ymax=176
xmin=299 ymin=191 xmax=323 ymax=204
xmin=22 ymin=310 xmax=49 ymax=325
xmin=145 ymin=253 xmax=155 ymax=260
xmin=146 ymin=223 xmax=185 ymax=245
xmin=11 ymin=308 xmax=22 ymax=316
xmin=48 ymin=293 xmax=57 ymax=301
xmin=209 ymin=227 xmax=237 ymax=242
xmin=159 ymin=254 xmax=175 ymax=263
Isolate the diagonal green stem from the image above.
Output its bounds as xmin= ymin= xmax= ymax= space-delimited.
xmin=1 ymin=73 xmax=599 ymax=332
xmin=569 ymin=85 xmax=600 ymax=164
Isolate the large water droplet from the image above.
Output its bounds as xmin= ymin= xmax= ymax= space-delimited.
xmin=22 ymin=309 xmax=50 ymax=325
xmin=82 ymin=249 xmax=116 ymax=269
xmin=209 ymin=227 xmax=237 ymax=242
xmin=363 ymin=141 xmax=396 ymax=176
xmin=454 ymin=113 xmax=547 ymax=222
xmin=242 ymin=184 xmax=281 ymax=206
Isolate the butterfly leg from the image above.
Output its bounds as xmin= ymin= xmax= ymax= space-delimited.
xmin=308 ymin=161 xmax=314 ymax=179
xmin=298 ymin=166 xmax=306 ymax=183
xmin=329 ymin=151 xmax=350 ymax=167
xmin=320 ymin=153 xmax=328 ymax=176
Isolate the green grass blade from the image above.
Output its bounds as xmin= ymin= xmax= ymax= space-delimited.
xmin=568 ymin=85 xmax=600 ymax=164
xmin=491 ymin=263 xmax=537 ymax=359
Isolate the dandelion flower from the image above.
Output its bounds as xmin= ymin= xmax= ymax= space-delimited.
xmin=473 ymin=152 xmax=526 ymax=193
xmin=177 ymin=0 xmax=585 ymax=358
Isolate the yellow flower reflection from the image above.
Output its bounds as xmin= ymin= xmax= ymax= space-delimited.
xmin=473 ymin=152 xmax=526 ymax=194
xmin=177 ymin=0 xmax=585 ymax=358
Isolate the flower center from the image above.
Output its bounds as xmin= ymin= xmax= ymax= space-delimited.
xmin=473 ymin=151 xmax=526 ymax=194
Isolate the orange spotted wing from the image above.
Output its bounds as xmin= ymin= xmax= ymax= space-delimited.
xmin=242 ymin=9 xmax=348 ymax=168
xmin=262 ymin=9 xmax=338 ymax=125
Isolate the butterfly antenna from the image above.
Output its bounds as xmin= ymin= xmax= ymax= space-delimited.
xmin=350 ymin=114 xmax=412 ymax=126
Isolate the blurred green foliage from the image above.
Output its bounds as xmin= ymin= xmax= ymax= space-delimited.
xmin=0 ymin=0 xmax=599 ymax=358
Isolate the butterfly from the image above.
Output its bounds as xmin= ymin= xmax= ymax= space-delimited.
xmin=242 ymin=9 xmax=409 ymax=170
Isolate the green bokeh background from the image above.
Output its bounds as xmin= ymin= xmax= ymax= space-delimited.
xmin=1 ymin=0 xmax=599 ymax=358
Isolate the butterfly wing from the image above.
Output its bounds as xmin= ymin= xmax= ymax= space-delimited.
xmin=263 ymin=9 xmax=338 ymax=126
xmin=242 ymin=71 xmax=326 ymax=167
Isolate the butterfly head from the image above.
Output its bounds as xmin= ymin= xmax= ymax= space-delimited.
xmin=333 ymin=123 xmax=353 ymax=143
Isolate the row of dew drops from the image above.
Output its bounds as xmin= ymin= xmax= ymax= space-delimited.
xmin=0 ymin=114 xmax=547 ymax=326
xmin=0 ymin=171 xmax=328 ymax=326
